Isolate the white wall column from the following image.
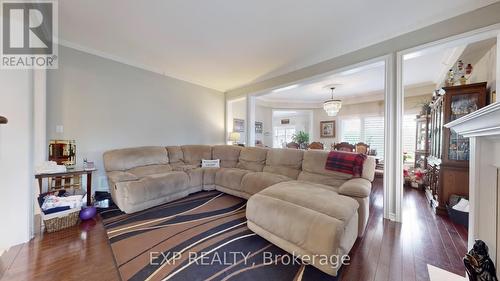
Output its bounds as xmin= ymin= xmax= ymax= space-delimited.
xmin=247 ymin=95 xmax=256 ymax=147
xmin=32 ymin=69 xmax=47 ymax=237
xmin=384 ymin=52 xmax=402 ymax=222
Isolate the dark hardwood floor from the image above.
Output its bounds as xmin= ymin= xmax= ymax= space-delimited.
xmin=1 ymin=178 xmax=467 ymax=281
xmin=342 ymin=178 xmax=468 ymax=281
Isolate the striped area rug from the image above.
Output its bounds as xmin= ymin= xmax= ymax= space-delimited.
xmin=101 ymin=191 xmax=339 ymax=281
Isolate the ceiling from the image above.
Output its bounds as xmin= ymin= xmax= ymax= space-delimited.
xmin=59 ymin=0 xmax=499 ymax=92
xmin=256 ymin=49 xmax=450 ymax=104
xmin=256 ymin=38 xmax=496 ymax=106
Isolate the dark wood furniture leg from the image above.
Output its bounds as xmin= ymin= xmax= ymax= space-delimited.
xmin=86 ymin=172 xmax=92 ymax=206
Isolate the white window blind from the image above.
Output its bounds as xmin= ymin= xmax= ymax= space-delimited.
xmin=340 ymin=119 xmax=361 ymax=144
xmin=403 ymin=115 xmax=417 ymax=164
xmin=363 ymin=116 xmax=385 ymax=158
xmin=340 ymin=116 xmax=385 ymax=158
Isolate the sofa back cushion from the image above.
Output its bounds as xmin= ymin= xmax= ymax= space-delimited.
xmin=300 ymin=150 xmax=376 ymax=182
xmin=181 ymin=145 xmax=212 ymax=166
xmin=166 ymin=146 xmax=184 ymax=165
xmin=212 ymin=145 xmax=242 ymax=168
xmin=263 ymin=148 xmax=303 ymax=179
xmin=236 ymin=147 xmax=268 ymax=172
xmin=103 ymin=146 xmax=169 ymax=172
xmin=127 ymin=164 xmax=173 ymax=178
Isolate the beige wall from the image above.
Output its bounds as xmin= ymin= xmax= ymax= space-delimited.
xmin=47 ymin=46 xmax=225 ymax=191
xmin=227 ymin=98 xmax=247 ymax=144
xmin=255 ymin=104 xmax=272 ymax=146
xmin=469 ymin=44 xmax=497 ymax=90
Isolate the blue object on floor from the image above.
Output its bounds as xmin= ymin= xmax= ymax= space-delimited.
xmin=80 ymin=206 xmax=97 ymax=220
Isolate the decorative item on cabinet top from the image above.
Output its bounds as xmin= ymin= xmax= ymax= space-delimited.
xmin=0 ymin=116 xmax=7 ymax=124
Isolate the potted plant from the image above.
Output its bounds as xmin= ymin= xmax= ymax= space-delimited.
xmin=418 ymin=100 xmax=432 ymax=115
xmin=292 ymin=131 xmax=310 ymax=149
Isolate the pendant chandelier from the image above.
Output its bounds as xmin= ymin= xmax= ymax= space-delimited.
xmin=323 ymin=87 xmax=342 ymax=116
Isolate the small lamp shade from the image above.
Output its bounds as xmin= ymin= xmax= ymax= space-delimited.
xmin=229 ymin=132 xmax=240 ymax=142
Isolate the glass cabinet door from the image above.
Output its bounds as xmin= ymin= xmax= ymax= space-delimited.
xmin=416 ymin=118 xmax=426 ymax=151
xmin=447 ymin=93 xmax=479 ymax=161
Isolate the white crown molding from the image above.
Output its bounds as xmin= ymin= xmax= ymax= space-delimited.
xmin=57 ymin=39 xmax=225 ymax=93
xmin=445 ymin=102 xmax=500 ymax=137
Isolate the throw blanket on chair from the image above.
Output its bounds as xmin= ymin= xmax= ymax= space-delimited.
xmin=325 ymin=151 xmax=367 ymax=177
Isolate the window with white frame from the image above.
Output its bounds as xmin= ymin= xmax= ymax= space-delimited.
xmin=363 ymin=116 xmax=385 ymax=159
xmin=402 ymin=115 xmax=417 ymax=165
xmin=273 ymin=127 xmax=296 ymax=148
xmin=340 ymin=119 xmax=361 ymax=143
xmin=340 ymin=116 xmax=384 ymax=158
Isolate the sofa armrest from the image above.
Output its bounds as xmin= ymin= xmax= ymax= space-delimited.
xmin=107 ymin=171 xmax=139 ymax=183
xmin=338 ymin=178 xmax=372 ymax=198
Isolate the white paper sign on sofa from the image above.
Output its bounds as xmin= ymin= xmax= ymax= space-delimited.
xmin=202 ymin=159 xmax=220 ymax=168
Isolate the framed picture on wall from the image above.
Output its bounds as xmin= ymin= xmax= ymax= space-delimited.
xmin=281 ymin=119 xmax=290 ymax=125
xmin=233 ymin=118 xmax=245 ymax=133
xmin=255 ymin=121 xmax=263 ymax=134
xmin=320 ymin=121 xmax=335 ymax=138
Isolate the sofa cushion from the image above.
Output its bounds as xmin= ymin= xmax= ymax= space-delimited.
xmin=172 ymin=164 xmax=198 ymax=172
xmin=246 ymin=180 xmax=359 ymax=275
xmin=302 ymin=150 xmax=376 ymax=182
xmin=255 ymin=181 xmax=359 ymax=221
xmin=181 ymin=145 xmax=212 ymax=166
xmin=212 ymin=145 xmax=242 ymax=168
xmin=166 ymin=146 xmax=184 ymax=164
xmin=185 ymin=168 xmax=204 ymax=188
xmin=236 ymin=147 xmax=268 ymax=172
xmin=120 ymin=172 xmax=189 ymax=205
xmin=215 ymin=168 xmax=251 ymax=191
xmin=202 ymin=167 xmax=218 ymax=190
xmin=297 ymin=171 xmax=345 ymax=190
xmin=338 ymin=178 xmax=372 ymax=198
xmin=263 ymin=148 xmax=303 ymax=179
xmin=361 ymin=156 xmax=376 ymax=182
xmin=107 ymin=171 xmax=139 ymax=183
xmin=240 ymin=172 xmax=292 ymax=195
xmin=103 ymin=146 xmax=169 ymax=171
xmin=127 ymin=164 xmax=173 ymax=178
xmin=301 ymin=150 xmax=353 ymax=180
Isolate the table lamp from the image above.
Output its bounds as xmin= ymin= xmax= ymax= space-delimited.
xmin=229 ymin=132 xmax=240 ymax=145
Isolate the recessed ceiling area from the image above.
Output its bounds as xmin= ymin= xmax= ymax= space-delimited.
xmin=256 ymin=38 xmax=496 ymax=107
xmin=58 ymin=0 xmax=499 ymax=91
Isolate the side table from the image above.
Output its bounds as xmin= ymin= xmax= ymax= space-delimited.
xmin=35 ymin=168 xmax=96 ymax=206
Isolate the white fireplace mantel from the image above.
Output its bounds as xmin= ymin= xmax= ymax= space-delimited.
xmin=445 ymin=102 xmax=500 ymax=269
xmin=446 ymin=102 xmax=500 ymax=139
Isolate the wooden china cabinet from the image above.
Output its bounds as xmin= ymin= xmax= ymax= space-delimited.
xmin=414 ymin=114 xmax=430 ymax=169
xmin=425 ymin=82 xmax=487 ymax=214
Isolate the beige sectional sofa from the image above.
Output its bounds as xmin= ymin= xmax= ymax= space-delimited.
xmin=103 ymin=145 xmax=375 ymax=276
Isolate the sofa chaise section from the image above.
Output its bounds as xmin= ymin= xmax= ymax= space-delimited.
xmin=247 ymin=181 xmax=359 ymax=276
xmin=298 ymin=150 xmax=376 ymax=236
